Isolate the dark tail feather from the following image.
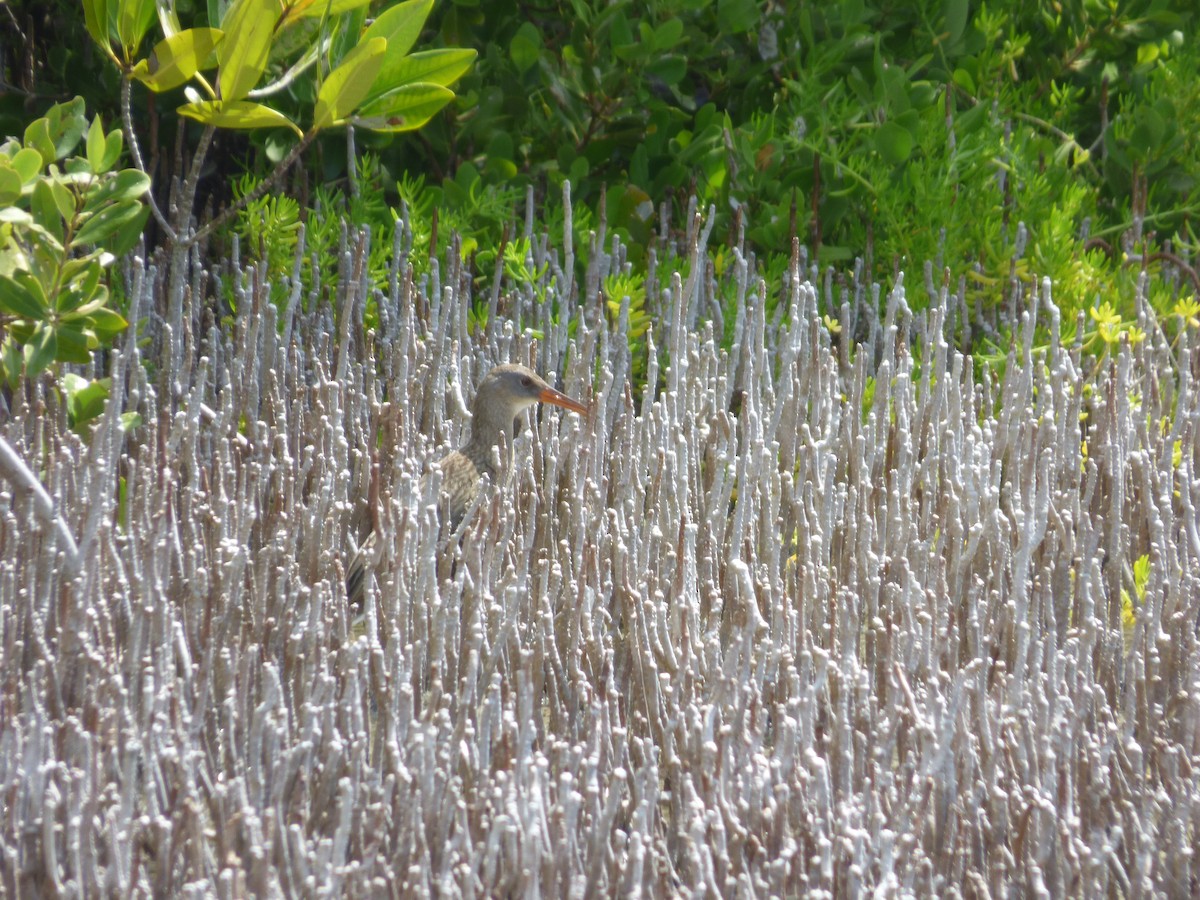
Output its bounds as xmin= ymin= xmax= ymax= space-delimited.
xmin=346 ymin=530 xmax=375 ymax=620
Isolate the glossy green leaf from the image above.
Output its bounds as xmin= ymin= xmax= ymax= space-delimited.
xmin=353 ymin=83 xmax=454 ymax=133
xmin=1 ymin=338 xmax=23 ymax=389
xmin=101 ymin=131 xmax=125 ymax=171
xmin=373 ymin=48 xmax=476 ymax=96
xmin=82 ymin=0 xmax=112 ymax=51
xmin=83 ymin=170 xmax=152 ymax=214
xmin=132 ymin=28 xmax=224 ymax=92
xmin=219 ymin=0 xmax=281 ymax=102
xmin=73 ymin=200 xmax=146 ymax=246
xmin=58 ymin=265 xmax=104 ymax=313
xmin=178 ymin=100 xmax=303 ymax=134
xmin=313 ymin=37 xmax=387 ymax=129
xmin=361 ymin=0 xmax=434 ymax=59
xmin=281 ymin=0 xmax=373 ymax=24
xmin=88 ymin=307 xmax=130 ymax=339
xmin=24 ymin=323 xmax=57 ymax=378
xmin=117 ymin=0 xmax=158 ymax=59
xmin=0 ymin=273 xmax=48 ymax=318
xmin=107 ymin=204 xmax=150 ymax=254
xmin=11 ymin=148 xmax=45 ymax=184
xmin=717 ymin=0 xmax=759 ymax=34
xmin=23 ymin=119 xmax=56 ymax=167
xmin=509 ymin=22 xmax=542 ymax=74
xmin=86 ymin=117 xmax=106 ymax=172
xmin=0 ymin=164 xmax=20 ymax=205
xmin=64 ymin=375 xmax=112 ymax=427
xmin=654 ymin=19 xmax=684 ymax=50
xmin=54 ymin=324 xmax=93 ymax=364
xmin=46 ymin=100 xmax=90 ymax=159
xmin=31 ymin=181 xmax=65 ymax=243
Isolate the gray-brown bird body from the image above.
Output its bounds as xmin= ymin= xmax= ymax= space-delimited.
xmin=346 ymin=364 xmax=586 ymax=614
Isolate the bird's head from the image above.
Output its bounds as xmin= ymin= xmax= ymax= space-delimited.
xmin=474 ymin=364 xmax=588 ymax=427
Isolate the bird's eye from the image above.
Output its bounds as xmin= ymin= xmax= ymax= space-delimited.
xmin=521 ymin=376 xmax=533 ymax=387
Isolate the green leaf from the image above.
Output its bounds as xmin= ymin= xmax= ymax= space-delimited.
xmin=132 ymin=28 xmax=225 ymax=92
xmin=24 ymin=119 xmax=56 ymax=166
xmin=374 ymin=48 xmax=476 ymax=95
xmin=83 ymin=169 xmax=152 ymax=214
xmin=117 ymin=0 xmax=158 ymax=60
xmin=24 ymin=323 xmax=57 ymax=378
xmin=646 ymin=54 xmax=686 ymax=86
xmin=82 ymin=0 xmax=113 ymax=51
xmin=107 ymin=204 xmax=150 ymax=254
xmin=313 ymin=37 xmax=387 ymax=129
xmin=717 ymin=0 xmax=759 ymax=34
xmin=86 ymin=116 xmax=107 ymax=172
xmin=509 ymin=22 xmax=542 ymax=74
xmin=88 ymin=307 xmax=129 ymax=340
xmin=943 ymin=0 xmax=969 ymax=48
xmin=178 ymin=100 xmax=303 ymax=134
xmin=101 ymin=131 xmax=125 ymax=171
xmin=31 ymin=181 xmax=65 ymax=244
xmin=653 ymin=19 xmax=684 ymax=51
xmin=218 ymin=0 xmax=281 ymax=102
xmin=64 ymin=375 xmax=112 ymax=427
xmin=878 ymin=120 xmax=912 ymax=164
xmin=45 ymin=99 xmax=90 ymax=159
xmin=54 ymin=324 xmax=93 ymax=365
xmin=352 ymin=83 xmax=454 ymax=133
xmin=0 ymin=273 xmax=48 ymax=318
xmin=0 ymin=338 xmax=21 ymax=388
xmin=281 ymin=0 xmax=373 ymax=23
xmin=0 ymin=164 xmax=20 ymax=204
xmin=58 ymin=264 xmax=104 ymax=313
xmin=73 ymin=199 xmax=147 ymax=246
xmin=361 ymin=0 xmax=434 ymax=59
xmin=10 ymin=148 xmax=44 ymax=184
xmin=0 ymin=208 xmax=36 ymax=228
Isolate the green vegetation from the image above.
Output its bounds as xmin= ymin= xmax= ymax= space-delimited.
xmin=0 ymin=98 xmax=146 ymax=423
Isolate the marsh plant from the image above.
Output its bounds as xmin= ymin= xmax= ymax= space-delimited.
xmin=1 ymin=189 xmax=1198 ymax=894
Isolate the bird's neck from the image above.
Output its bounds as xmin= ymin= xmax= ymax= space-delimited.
xmin=461 ymin=410 xmax=521 ymax=477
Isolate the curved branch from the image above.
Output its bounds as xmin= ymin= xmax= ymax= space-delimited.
xmin=0 ymin=435 xmax=80 ymax=577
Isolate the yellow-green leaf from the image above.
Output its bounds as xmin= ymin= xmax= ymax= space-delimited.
xmin=361 ymin=0 xmax=434 ymax=59
xmin=86 ymin=116 xmax=106 ymax=172
xmin=313 ymin=37 xmax=386 ymax=130
xmin=373 ymin=48 xmax=476 ymax=96
xmin=281 ymin=0 xmax=373 ymax=26
xmin=179 ymin=100 xmax=303 ymax=135
xmin=101 ymin=131 xmax=124 ymax=171
xmin=10 ymin=147 xmax=45 ymax=184
xmin=116 ymin=0 xmax=158 ymax=60
xmin=131 ymin=28 xmax=224 ymax=92
xmin=0 ymin=164 xmax=21 ymax=205
xmin=352 ymin=82 xmax=454 ymax=133
xmin=82 ymin=0 xmax=112 ymax=51
xmin=219 ymin=0 xmax=282 ymax=102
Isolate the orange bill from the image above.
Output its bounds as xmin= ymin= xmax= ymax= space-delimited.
xmin=538 ymin=386 xmax=588 ymax=415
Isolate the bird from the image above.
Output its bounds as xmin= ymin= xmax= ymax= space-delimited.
xmin=346 ymin=363 xmax=588 ymax=617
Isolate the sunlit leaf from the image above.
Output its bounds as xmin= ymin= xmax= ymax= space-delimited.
xmin=179 ymin=100 xmax=303 ymax=135
xmin=352 ymin=83 xmax=454 ymax=133
xmin=131 ymin=28 xmax=224 ymax=92
xmin=313 ymin=37 xmax=386 ymax=129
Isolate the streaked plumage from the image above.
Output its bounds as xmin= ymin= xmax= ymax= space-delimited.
xmin=346 ymin=363 xmax=587 ymax=616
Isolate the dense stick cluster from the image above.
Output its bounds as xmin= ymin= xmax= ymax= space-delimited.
xmin=2 ymin=195 xmax=1198 ymax=895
